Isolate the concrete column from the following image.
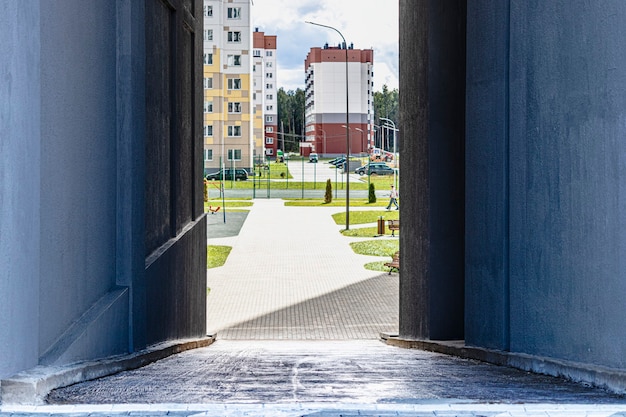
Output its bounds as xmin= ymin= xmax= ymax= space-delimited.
xmin=398 ymin=0 xmax=466 ymax=341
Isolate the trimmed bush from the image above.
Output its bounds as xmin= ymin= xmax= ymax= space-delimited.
xmin=324 ymin=179 xmax=333 ymax=204
xmin=368 ymin=182 xmax=376 ymax=203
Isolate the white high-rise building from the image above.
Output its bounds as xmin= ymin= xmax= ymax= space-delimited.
xmin=203 ymin=0 xmax=254 ymax=173
xmin=304 ymin=44 xmax=374 ymax=157
xmin=252 ymin=29 xmax=278 ymax=159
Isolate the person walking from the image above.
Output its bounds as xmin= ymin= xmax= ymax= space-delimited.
xmin=386 ymin=185 xmax=399 ymax=210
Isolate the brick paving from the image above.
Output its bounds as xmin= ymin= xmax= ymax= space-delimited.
xmin=205 ymin=199 xmax=398 ymax=340
xmin=6 ymin=196 xmax=626 ymax=416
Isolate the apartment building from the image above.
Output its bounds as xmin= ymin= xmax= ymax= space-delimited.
xmin=252 ymin=29 xmax=278 ymax=159
xmin=203 ymin=0 xmax=253 ymax=173
xmin=304 ymin=44 xmax=374 ymax=157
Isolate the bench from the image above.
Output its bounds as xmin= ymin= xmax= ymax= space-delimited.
xmin=208 ymin=205 xmax=221 ymax=214
xmin=387 ymin=219 xmax=400 ymax=237
xmin=384 ymin=251 xmax=400 ymax=275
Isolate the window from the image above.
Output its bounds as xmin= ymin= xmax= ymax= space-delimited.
xmin=204 ymin=29 xmax=213 ymax=41
xmin=227 ymin=149 xmax=242 ymax=161
xmin=266 ymin=62 xmax=273 ymax=68
xmin=266 ymin=126 xmax=273 ymax=133
xmin=227 ymin=78 xmax=242 ymax=90
xmin=266 ymin=94 xmax=273 ymax=100
xmin=227 ymin=55 xmax=242 ymax=66
xmin=266 ymin=83 xmax=273 ymax=89
xmin=265 ymin=137 xmax=274 ymax=144
xmin=228 ymin=102 xmax=242 ymax=113
xmin=204 ymin=149 xmax=213 ymax=161
xmin=227 ymin=126 xmax=242 ymax=137
xmin=266 ymin=116 xmax=273 ymax=122
xmin=203 ymin=77 xmax=213 ymax=89
xmin=204 ymin=125 xmax=213 ymax=137
xmin=227 ymin=7 xmax=241 ymax=19
xmin=266 ymin=105 xmax=273 ymax=111
xmin=228 ymin=31 xmax=242 ymax=43
xmin=203 ymin=53 xmax=213 ymax=65
xmin=266 ymin=73 xmax=273 ymax=78
xmin=203 ymin=5 xmax=213 ymax=17
xmin=266 ymin=51 xmax=273 ymax=57
xmin=204 ymin=101 xmax=213 ymax=113
xmin=253 ymin=50 xmax=261 ymax=57
xmin=266 ymin=148 xmax=274 ymax=155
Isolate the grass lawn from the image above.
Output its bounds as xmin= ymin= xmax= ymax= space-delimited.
xmin=350 ymin=237 xmax=399 ymax=273
xmin=205 ymin=201 xmax=253 ymax=209
xmin=206 ymin=171 xmax=399 ymax=191
xmin=364 ymin=260 xmax=394 ymax=273
xmin=207 ymin=245 xmax=232 ymax=269
xmin=332 ymin=210 xmax=399 ymax=226
xmin=350 ymin=239 xmax=399 ymax=257
xmin=341 ymin=226 xmax=397 ymax=237
xmin=284 ymin=199 xmax=388 ymax=207
xmin=205 ymin=200 xmax=253 ymax=214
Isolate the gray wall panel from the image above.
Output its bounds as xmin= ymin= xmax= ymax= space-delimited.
xmin=466 ymin=0 xmax=626 ymax=368
xmin=0 ymin=1 xmax=41 ymax=379
xmin=38 ymin=0 xmax=119 ymax=357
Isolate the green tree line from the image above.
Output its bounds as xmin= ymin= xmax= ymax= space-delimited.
xmin=276 ymin=84 xmax=399 ymax=153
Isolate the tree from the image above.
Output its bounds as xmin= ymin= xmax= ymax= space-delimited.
xmin=277 ymin=87 xmax=306 ymax=153
xmin=368 ymin=182 xmax=376 ymax=204
xmin=373 ymin=84 xmax=399 ymax=150
xmin=324 ymin=179 xmax=333 ymax=204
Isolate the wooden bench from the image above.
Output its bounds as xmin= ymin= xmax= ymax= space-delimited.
xmin=208 ymin=205 xmax=221 ymax=214
xmin=384 ymin=251 xmax=400 ymax=275
xmin=387 ymin=219 xmax=400 ymax=237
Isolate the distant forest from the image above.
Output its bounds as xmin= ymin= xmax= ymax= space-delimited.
xmin=276 ymin=85 xmax=399 ymax=153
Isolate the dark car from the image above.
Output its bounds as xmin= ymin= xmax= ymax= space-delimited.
xmin=354 ymin=162 xmax=394 ymax=176
xmin=329 ymin=156 xmax=346 ymax=166
xmin=205 ymin=168 xmax=249 ymax=181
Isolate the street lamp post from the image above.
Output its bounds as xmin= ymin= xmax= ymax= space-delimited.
xmin=380 ymin=117 xmax=397 ymax=188
xmin=306 ymin=21 xmax=351 ymax=230
xmin=355 ymin=127 xmax=364 ymax=156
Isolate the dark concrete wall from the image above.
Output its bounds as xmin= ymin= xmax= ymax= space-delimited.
xmin=465 ymin=0 xmax=511 ymax=350
xmin=466 ymin=0 xmax=626 ymax=368
xmin=142 ymin=0 xmax=207 ymax=349
xmin=0 ymin=0 xmax=206 ymax=379
xmin=399 ymin=0 xmax=466 ymax=340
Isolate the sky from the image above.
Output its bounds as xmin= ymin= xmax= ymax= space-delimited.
xmin=251 ymin=0 xmax=399 ymax=93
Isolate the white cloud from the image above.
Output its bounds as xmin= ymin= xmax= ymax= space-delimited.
xmin=252 ymin=0 xmax=398 ymax=92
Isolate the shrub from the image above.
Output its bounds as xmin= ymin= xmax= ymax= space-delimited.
xmin=368 ymin=182 xmax=376 ymax=203
xmin=324 ymin=179 xmax=333 ymax=204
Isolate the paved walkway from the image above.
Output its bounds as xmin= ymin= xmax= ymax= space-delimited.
xmin=206 ymin=199 xmax=398 ymax=339
xmin=6 ymin=200 xmax=626 ymax=416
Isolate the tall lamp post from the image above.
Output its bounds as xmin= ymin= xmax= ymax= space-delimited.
xmin=355 ymin=127 xmax=364 ymax=156
xmin=306 ymin=21 xmax=351 ymax=230
xmin=380 ymin=117 xmax=397 ymax=188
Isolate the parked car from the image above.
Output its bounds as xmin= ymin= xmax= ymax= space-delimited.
xmin=355 ymin=162 xmax=395 ymax=176
xmin=309 ymin=153 xmax=318 ymax=163
xmin=330 ymin=156 xmax=346 ymax=166
xmin=205 ymin=168 xmax=249 ymax=181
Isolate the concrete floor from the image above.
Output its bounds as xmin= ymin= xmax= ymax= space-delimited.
xmin=7 ymin=198 xmax=626 ymax=416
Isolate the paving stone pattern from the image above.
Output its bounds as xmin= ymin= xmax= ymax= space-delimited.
xmin=10 ymin=197 xmax=626 ymax=416
xmin=205 ymin=199 xmax=398 ymax=340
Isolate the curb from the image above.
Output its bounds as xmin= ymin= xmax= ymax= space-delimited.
xmin=1 ymin=336 xmax=216 ymax=405
xmin=381 ymin=334 xmax=626 ymax=396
